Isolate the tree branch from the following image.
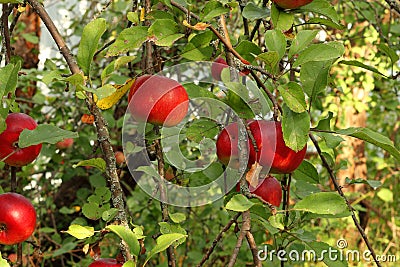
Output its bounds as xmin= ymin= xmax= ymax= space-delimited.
xmin=309 ymin=133 xmax=382 ymax=267
xmin=196 ymin=212 xmax=241 ymax=267
xmin=2 ymin=4 xmax=12 ymax=64
xmin=26 ymin=0 xmax=131 ymax=260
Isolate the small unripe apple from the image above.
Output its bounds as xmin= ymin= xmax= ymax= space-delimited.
xmin=56 ymin=138 xmax=74 ymax=149
xmin=0 ymin=113 xmax=42 ymax=167
xmin=88 ymin=258 xmax=123 ymax=267
xmin=128 ymin=75 xmax=189 ymax=127
xmin=272 ymin=0 xmax=314 ymax=9
xmin=250 ymin=176 xmax=282 ymax=207
xmin=7 ymin=253 xmax=28 ymax=265
xmin=0 ymin=193 xmax=37 ymax=245
xmin=114 ymin=151 xmax=125 ymax=165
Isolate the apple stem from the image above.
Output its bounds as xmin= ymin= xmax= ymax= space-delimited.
xmin=10 ymin=166 xmax=17 ymax=192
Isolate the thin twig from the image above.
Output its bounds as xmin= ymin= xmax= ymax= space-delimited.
xmin=310 ymin=133 xmax=382 ymax=267
xmin=2 ymin=4 xmax=12 ymax=64
xmin=227 ymin=210 xmax=251 ymax=267
xmin=250 ymin=70 xmax=282 ymax=120
xmin=245 ymin=230 xmax=262 ymax=267
xmin=196 ymin=212 xmax=241 ymax=267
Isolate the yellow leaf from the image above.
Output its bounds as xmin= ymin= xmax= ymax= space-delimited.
xmin=95 ymin=78 xmax=135 ymax=110
xmin=183 ymin=20 xmax=210 ymax=31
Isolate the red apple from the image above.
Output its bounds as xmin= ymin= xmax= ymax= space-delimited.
xmin=216 ymin=122 xmax=255 ymax=168
xmin=211 ymin=57 xmax=229 ymax=81
xmin=272 ymin=0 xmax=314 ymax=9
xmin=216 ymin=120 xmax=306 ymax=174
xmin=211 ymin=57 xmax=250 ymax=80
xmin=56 ymin=138 xmax=74 ymax=149
xmin=128 ymin=75 xmax=189 ymax=127
xmin=0 ymin=113 xmax=42 ymax=167
xmin=114 ymin=151 xmax=125 ymax=165
xmin=0 ymin=193 xmax=37 ymax=245
xmin=251 ymin=176 xmax=282 ymax=207
xmin=248 ymin=120 xmax=307 ymax=174
xmin=88 ymin=258 xmax=123 ymax=267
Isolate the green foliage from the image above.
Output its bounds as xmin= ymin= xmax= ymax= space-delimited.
xmin=0 ymin=0 xmax=399 ymax=266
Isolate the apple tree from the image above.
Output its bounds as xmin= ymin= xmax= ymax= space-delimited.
xmin=0 ymin=0 xmax=399 ymax=266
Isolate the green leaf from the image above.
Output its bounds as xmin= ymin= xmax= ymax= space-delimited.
xmin=282 ymin=105 xmax=310 ymax=152
xmin=158 ymin=222 xmax=187 ymax=246
xmin=338 ymin=60 xmax=388 ymax=78
xmin=345 ymin=178 xmax=382 ymax=190
xmin=169 ymin=212 xmax=187 ymax=223
xmin=106 ymin=225 xmax=141 ymax=257
xmin=63 ymin=224 xmax=94 ymax=239
xmin=294 ymin=42 xmax=344 ymax=67
xmin=307 ymin=17 xmax=345 ymax=30
xmin=0 ymin=256 xmax=10 ymax=267
xmin=288 ymin=30 xmax=318 ymax=59
xmin=107 ymin=26 xmax=148 ymax=57
xmin=0 ymin=62 xmax=20 ymax=100
xmin=264 ymin=29 xmax=286 ymax=60
xmin=299 ymin=0 xmax=340 ymax=24
xmin=18 ymin=125 xmax=78 ymax=148
xmin=294 ymin=192 xmax=348 ymax=215
xmin=377 ymin=43 xmax=399 ymax=64
xmin=102 ymin=208 xmax=119 ymax=222
xmin=181 ymin=31 xmax=214 ymax=60
xmin=271 ymin=4 xmax=294 ymax=31
xmin=101 ymin=56 xmax=137 ymax=83
xmin=122 ymin=260 xmax=136 ymax=267
xmin=277 ymin=82 xmax=307 ymax=113
xmin=186 ymin=119 xmax=219 ymax=143
xmin=65 ymin=73 xmax=85 ymax=87
xmin=235 ymin=40 xmax=262 ymax=62
xmin=225 ymin=194 xmax=255 ymax=212
xmin=201 ymin=1 xmax=230 ymax=21
xmin=82 ymin=202 xmax=102 ymax=220
xmin=242 ymin=2 xmax=270 ymax=19
xmin=94 ymin=186 xmax=112 ymax=203
xmin=377 ymin=188 xmax=393 ymax=203
xmin=52 ymin=242 xmax=78 ymax=257
xmin=77 ymin=18 xmax=107 ymax=75
xmin=292 ymin=160 xmax=319 ymax=184
xmin=144 ymin=233 xmax=187 ymax=265
xmin=73 ymin=158 xmax=106 ymax=172
xmin=184 ymin=83 xmax=218 ymax=99
xmin=336 ymin=127 xmax=400 ymax=161
xmin=148 ymin=19 xmax=184 ymax=47
xmin=94 ymin=84 xmax=116 ymax=100
xmin=300 ymin=60 xmax=332 ymax=100
xmin=256 ymin=51 xmax=280 ymax=73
